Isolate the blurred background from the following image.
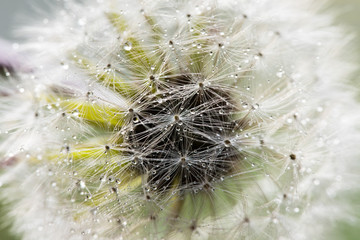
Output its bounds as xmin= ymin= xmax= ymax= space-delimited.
xmin=0 ymin=0 xmax=359 ymax=239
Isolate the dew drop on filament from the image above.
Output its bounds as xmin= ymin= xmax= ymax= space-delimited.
xmin=123 ymin=41 xmax=132 ymax=51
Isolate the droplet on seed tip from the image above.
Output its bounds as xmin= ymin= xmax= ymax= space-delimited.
xmin=123 ymin=41 xmax=132 ymax=51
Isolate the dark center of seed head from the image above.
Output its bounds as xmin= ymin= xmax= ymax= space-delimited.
xmin=125 ymin=74 xmax=241 ymax=192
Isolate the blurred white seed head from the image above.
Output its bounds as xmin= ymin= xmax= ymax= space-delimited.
xmin=0 ymin=0 xmax=359 ymax=239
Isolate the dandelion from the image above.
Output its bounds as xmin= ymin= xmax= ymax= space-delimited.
xmin=0 ymin=0 xmax=359 ymax=239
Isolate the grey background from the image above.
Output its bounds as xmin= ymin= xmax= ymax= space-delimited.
xmin=0 ymin=0 xmax=53 ymax=41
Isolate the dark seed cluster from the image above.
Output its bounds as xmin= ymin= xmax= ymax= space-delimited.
xmin=124 ymin=75 xmax=243 ymax=192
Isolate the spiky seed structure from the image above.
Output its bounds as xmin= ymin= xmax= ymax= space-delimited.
xmin=0 ymin=0 xmax=359 ymax=240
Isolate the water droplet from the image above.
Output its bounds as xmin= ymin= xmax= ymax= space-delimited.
xmin=79 ymin=180 xmax=86 ymax=189
xmin=272 ymin=218 xmax=279 ymax=224
xmin=72 ymin=109 xmax=80 ymax=117
xmin=224 ymin=139 xmax=231 ymax=147
xmin=313 ymin=179 xmax=320 ymax=186
xmin=133 ymin=116 xmax=140 ymax=123
xmin=174 ymin=115 xmax=180 ymax=122
xmin=90 ymin=207 xmax=98 ymax=216
xmin=78 ymin=18 xmax=87 ymax=26
xmin=317 ymin=106 xmax=323 ymax=112
xmin=276 ymin=70 xmax=284 ymax=78
xmin=123 ymin=41 xmax=132 ymax=51
xmin=108 ymin=176 xmax=115 ymax=182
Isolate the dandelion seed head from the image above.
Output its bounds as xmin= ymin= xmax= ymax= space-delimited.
xmin=0 ymin=0 xmax=359 ymax=239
